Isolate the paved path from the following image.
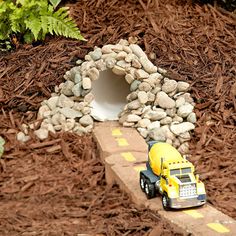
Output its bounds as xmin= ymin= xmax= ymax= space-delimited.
xmin=93 ymin=121 xmax=236 ymax=236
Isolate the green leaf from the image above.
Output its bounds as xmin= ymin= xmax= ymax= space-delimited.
xmin=25 ymin=17 xmax=42 ymax=40
xmin=49 ymin=0 xmax=61 ymax=9
xmin=0 ymin=136 xmax=5 ymax=158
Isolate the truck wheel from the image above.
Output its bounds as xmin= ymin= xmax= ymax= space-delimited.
xmin=140 ymin=174 xmax=146 ymax=192
xmin=162 ymin=193 xmax=170 ymax=210
xmin=144 ymin=180 xmax=156 ymax=199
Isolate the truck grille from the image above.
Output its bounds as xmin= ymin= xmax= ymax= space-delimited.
xmin=179 ymin=183 xmax=197 ymax=198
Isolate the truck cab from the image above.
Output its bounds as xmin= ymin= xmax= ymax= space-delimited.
xmin=140 ymin=142 xmax=206 ymax=210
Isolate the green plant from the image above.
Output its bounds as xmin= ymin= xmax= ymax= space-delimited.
xmin=0 ymin=136 xmax=5 ymax=158
xmin=0 ymin=0 xmax=85 ymax=44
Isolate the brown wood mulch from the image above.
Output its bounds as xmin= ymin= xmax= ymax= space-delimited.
xmin=0 ymin=0 xmax=235 ymax=234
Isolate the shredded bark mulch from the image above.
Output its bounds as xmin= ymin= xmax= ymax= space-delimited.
xmin=0 ymin=0 xmax=236 ymax=234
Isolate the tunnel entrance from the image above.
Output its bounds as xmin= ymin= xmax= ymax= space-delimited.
xmin=90 ymin=69 xmax=130 ymax=121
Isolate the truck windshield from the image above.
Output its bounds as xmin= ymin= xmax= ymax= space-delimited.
xmin=170 ymin=167 xmax=192 ymax=175
xmin=182 ymin=167 xmax=191 ymax=174
xmin=170 ymin=169 xmax=180 ymax=175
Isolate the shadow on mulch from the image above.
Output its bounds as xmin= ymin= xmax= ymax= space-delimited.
xmin=0 ymin=0 xmax=235 ymax=233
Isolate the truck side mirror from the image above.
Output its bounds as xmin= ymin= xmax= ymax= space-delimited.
xmin=196 ymin=174 xmax=200 ymax=182
xmin=163 ymin=169 xmax=167 ymax=177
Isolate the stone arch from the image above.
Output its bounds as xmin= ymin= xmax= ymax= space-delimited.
xmin=18 ymin=39 xmax=197 ymax=154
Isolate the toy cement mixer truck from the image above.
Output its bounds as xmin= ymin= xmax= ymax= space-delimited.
xmin=140 ymin=142 xmax=206 ymax=210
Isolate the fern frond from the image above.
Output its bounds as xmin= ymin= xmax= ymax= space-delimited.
xmin=45 ymin=7 xmax=85 ymax=40
xmin=24 ymin=17 xmax=42 ymax=40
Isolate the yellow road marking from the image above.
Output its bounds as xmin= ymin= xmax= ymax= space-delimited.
xmin=183 ymin=209 xmax=203 ymax=219
xmin=121 ymin=152 xmax=136 ymax=162
xmin=134 ymin=166 xmax=146 ymax=172
xmin=116 ymin=138 xmax=129 ymax=146
xmin=112 ymin=128 xmax=122 ymax=136
xmin=207 ymin=223 xmax=230 ymax=233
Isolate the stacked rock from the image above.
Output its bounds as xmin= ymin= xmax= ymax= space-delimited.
xmin=17 ymin=38 xmax=196 ymax=154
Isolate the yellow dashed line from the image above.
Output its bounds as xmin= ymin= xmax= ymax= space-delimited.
xmin=116 ymin=138 xmax=129 ymax=146
xmin=183 ymin=209 xmax=203 ymax=219
xmin=134 ymin=166 xmax=146 ymax=172
xmin=207 ymin=223 xmax=230 ymax=233
xmin=121 ymin=152 xmax=136 ymax=162
xmin=112 ymin=128 xmax=122 ymax=136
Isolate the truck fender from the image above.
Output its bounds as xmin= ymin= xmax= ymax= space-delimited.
xmin=140 ymin=169 xmax=160 ymax=184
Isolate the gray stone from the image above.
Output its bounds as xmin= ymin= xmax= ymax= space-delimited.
xmin=176 ymin=97 xmax=186 ymax=108
xmin=38 ymin=105 xmax=50 ymax=119
xmin=60 ymin=107 xmax=83 ymax=119
xmin=155 ymin=91 xmax=175 ymax=109
xmin=116 ymin=60 xmax=130 ymax=69
xmin=170 ymin=122 xmax=195 ymax=135
xmin=178 ymin=142 xmax=189 ymax=154
xmin=105 ymin=57 xmax=116 ymax=69
xmin=162 ymin=79 xmax=178 ymax=93
xmin=178 ymin=132 xmax=191 ymax=143
xmin=147 ymin=92 xmax=155 ymax=102
xmin=166 ymin=108 xmax=177 ymax=117
xmin=138 ymin=82 xmax=151 ymax=92
xmin=74 ymin=73 xmax=82 ymax=84
xmin=101 ymin=52 xmax=117 ymax=60
xmin=62 ymin=119 xmax=75 ymax=131
xmin=127 ymin=114 xmax=141 ymax=122
xmin=90 ymin=48 xmax=102 ymax=61
xmin=34 ymin=128 xmax=49 ymax=140
xmin=177 ymin=81 xmax=190 ymax=92
xmin=125 ymin=74 xmax=135 ymax=84
xmin=54 ymin=125 xmax=62 ymax=131
xmin=139 ymin=56 xmax=157 ymax=73
xmin=79 ymin=115 xmax=93 ymax=126
xmin=85 ymin=54 xmax=92 ymax=61
xmin=112 ymin=65 xmax=126 ymax=75
xmin=87 ymin=67 xmax=99 ymax=81
xmin=130 ymin=80 xmax=141 ymax=92
xmin=160 ymin=117 xmax=172 ymax=125
xmin=187 ymin=112 xmax=197 ymax=123
xmin=17 ymin=132 xmax=30 ymax=142
xmin=95 ymin=59 xmax=106 ymax=71
xmin=173 ymin=138 xmax=181 ymax=148
xmin=129 ymin=44 xmax=147 ymax=58
xmin=116 ymin=51 xmax=127 ymax=60
xmin=149 ymin=127 xmax=166 ymax=141
xmin=81 ymin=107 xmax=91 ymax=115
xmin=125 ymin=53 xmax=135 ymax=63
xmin=127 ymin=92 xmax=138 ymax=102
xmin=41 ymin=123 xmax=55 ymax=134
xmin=58 ymin=94 xmax=74 ymax=108
xmin=127 ymin=100 xmax=141 ymax=110
xmin=82 ymin=77 xmax=92 ymax=90
xmin=76 ymin=59 xmax=83 ymax=65
xmin=131 ymin=58 xmax=142 ymax=69
xmin=61 ymin=80 xmax=75 ymax=96
xmin=144 ymin=109 xmax=167 ymax=121
xmin=113 ymin=44 xmax=123 ymax=52
xmin=138 ymin=91 xmax=148 ymax=104
xmin=118 ymin=39 xmax=129 ymax=46
xmin=172 ymin=115 xmax=183 ymax=123
xmin=123 ymin=45 xmax=132 ymax=54
xmin=101 ymin=44 xmax=114 ymax=54
xmin=84 ymin=93 xmax=94 ymax=103
xmin=137 ymin=118 xmax=151 ymax=128
xmin=157 ymin=67 xmax=167 ymax=74
xmin=177 ymin=103 xmax=194 ymax=118
xmin=135 ymin=69 xmax=149 ymax=79
xmin=137 ymin=127 xmax=148 ymax=138
xmin=72 ymin=83 xmax=82 ymax=97
xmin=147 ymin=121 xmax=160 ymax=130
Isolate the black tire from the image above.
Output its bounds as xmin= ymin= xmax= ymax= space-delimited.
xmin=162 ymin=193 xmax=170 ymax=210
xmin=144 ymin=179 xmax=156 ymax=199
xmin=140 ymin=173 xmax=146 ymax=192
